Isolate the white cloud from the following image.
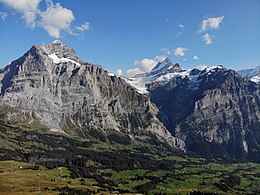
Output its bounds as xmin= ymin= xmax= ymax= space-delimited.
xmin=200 ymin=16 xmax=224 ymax=32
xmin=174 ymin=47 xmax=187 ymax=56
xmin=116 ymin=69 xmax=122 ymax=76
xmin=202 ymin=33 xmax=212 ymax=44
xmin=161 ymin=47 xmax=171 ymax=55
xmin=39 ymin=3 xmax=75 ymax=38
xmin=182 ymin=58 xmax=187 ymax=62
xmin=193 ymin=55 xmax=199 ymax=60
xmin=134 ymin=58 xmax=158 ymax=72
xmin=0 ymin=11 xmax=7 ymax=20
xmin=0 ymin=0 xmax=41 ymax=27
xmin=127 ymin=55 xmax=166 ymax=77
xmin=0 ymin=0 xmax=90 ymax=38
xmin=127 ymin=68 xmax=142 ymax=77
xmin=76 ymin=22 xmax=90 ymax=31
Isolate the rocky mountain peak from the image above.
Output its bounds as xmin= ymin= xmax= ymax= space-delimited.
xmin=150 ymin=58 xmax=174 ymax=73
xmin=32 ymin=40 xmax=82 ymax=63
xmin=0 ymin=42 xmax=185 ymax=150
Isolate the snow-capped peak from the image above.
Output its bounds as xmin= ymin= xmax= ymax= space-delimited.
xmin=123 ymin=60 xmax=228 ymax=94
xmin=39 ymin=40 xmax=82 ymax=65
xmin=151 ymin=58 xmax=172 ymax=72
xmin=149 ymin=58 xmax=182 ymax=76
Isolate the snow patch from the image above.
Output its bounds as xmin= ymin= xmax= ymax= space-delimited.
xmin=48 ymin=53 xmax=81 ymax=66
xmin=125 ymin=77 xmax=149 ymax=94
xmin=251 ymin=75 xmax=260 ymax=83
xmin=154 ymin=70 xmax=190 ymax=83
xmin=243 ymin=140 xmax=248 ymax=153
xmin=108 ymin=72 xmax=115 ymax=76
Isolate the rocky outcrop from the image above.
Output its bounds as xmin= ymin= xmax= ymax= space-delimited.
xmin=0 ymin=40 xmax=184 ymax=149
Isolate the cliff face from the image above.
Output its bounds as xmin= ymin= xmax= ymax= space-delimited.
xmin=0 ymin=41 xmax=184 ymax=149
xmin=148 ymin=66 xmax=260 ymax=161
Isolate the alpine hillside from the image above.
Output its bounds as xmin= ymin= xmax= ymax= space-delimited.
xmin=126 ymin=58 xmax=260 ymax=162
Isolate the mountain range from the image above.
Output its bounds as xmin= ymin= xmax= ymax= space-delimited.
xmin=1 ymin=40 xmax=260 ymax=162
xmin=126 ymin=59 xmax=260 ymax=162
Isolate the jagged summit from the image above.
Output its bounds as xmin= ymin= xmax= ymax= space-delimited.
xmin=150 ymin=58 xmax=182 ymax=76
xmin=151 ymin=58 xmax=173 ymax=72
xmin=40 ymin=40 xmax=81 ymax=63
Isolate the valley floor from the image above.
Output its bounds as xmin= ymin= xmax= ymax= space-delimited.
xmin=0 ymin=122 xmax=260 ymax=194
xmin=0 ymin=159 xmax=260 ymax=194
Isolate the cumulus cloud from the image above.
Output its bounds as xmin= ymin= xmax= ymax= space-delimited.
xmin=0 ymin=11 xmax=7 ymax=20
xmin=127 ymin=68 xmax=142 ymax=77
xmin=0 ymin=0 xmax=90 ymax=38
xmin=174 ymin=47 xmax=187 ymax=56
xmin=127 ymin=55 xmax=166 ymax=77
xmin=200 ymin=16 xmax=224 ymax=32
xmin=134 ymin=58 xmax=158 ymax=72
xmin=0 ymin=0 xmax=41 ymax=27
xmin=193 ymin=55 xmax=199 ymax=60
xmin=161 ymin=47 xmax=171 ymax=55
xmin=39 ymin=3 xmax=75 ymax=38
xmin=76 ymin=22 xmax=90 ymax=31
xmin=202 ymin=33 xmax=212 ymax=44
xmin=116 ymin=69 xmax=122 ymax=76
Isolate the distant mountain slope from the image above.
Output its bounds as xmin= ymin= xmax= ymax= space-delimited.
xmin=238 ymin=66 xmax=260 ymax=83
xmin=125 ymin=59 xmax=260 ymax=162
xmin=0 ymin=40 xmax=184 ymax=149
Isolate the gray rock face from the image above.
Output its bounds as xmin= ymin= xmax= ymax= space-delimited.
xmin=148 ymin=66 xmax=260 ymax=161
xmin=0 ymin=40 xmax=184 ymax=149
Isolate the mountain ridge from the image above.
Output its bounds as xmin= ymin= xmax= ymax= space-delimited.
xmin=126 ymin=59 xmax=260 ymax=161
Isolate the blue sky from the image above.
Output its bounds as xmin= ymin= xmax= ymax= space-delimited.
xmin=0 ymin=0 xmax=259 ymax=76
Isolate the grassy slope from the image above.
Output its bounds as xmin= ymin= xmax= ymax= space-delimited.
xmin=0 ymin=119 xmax=260 ymax=194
